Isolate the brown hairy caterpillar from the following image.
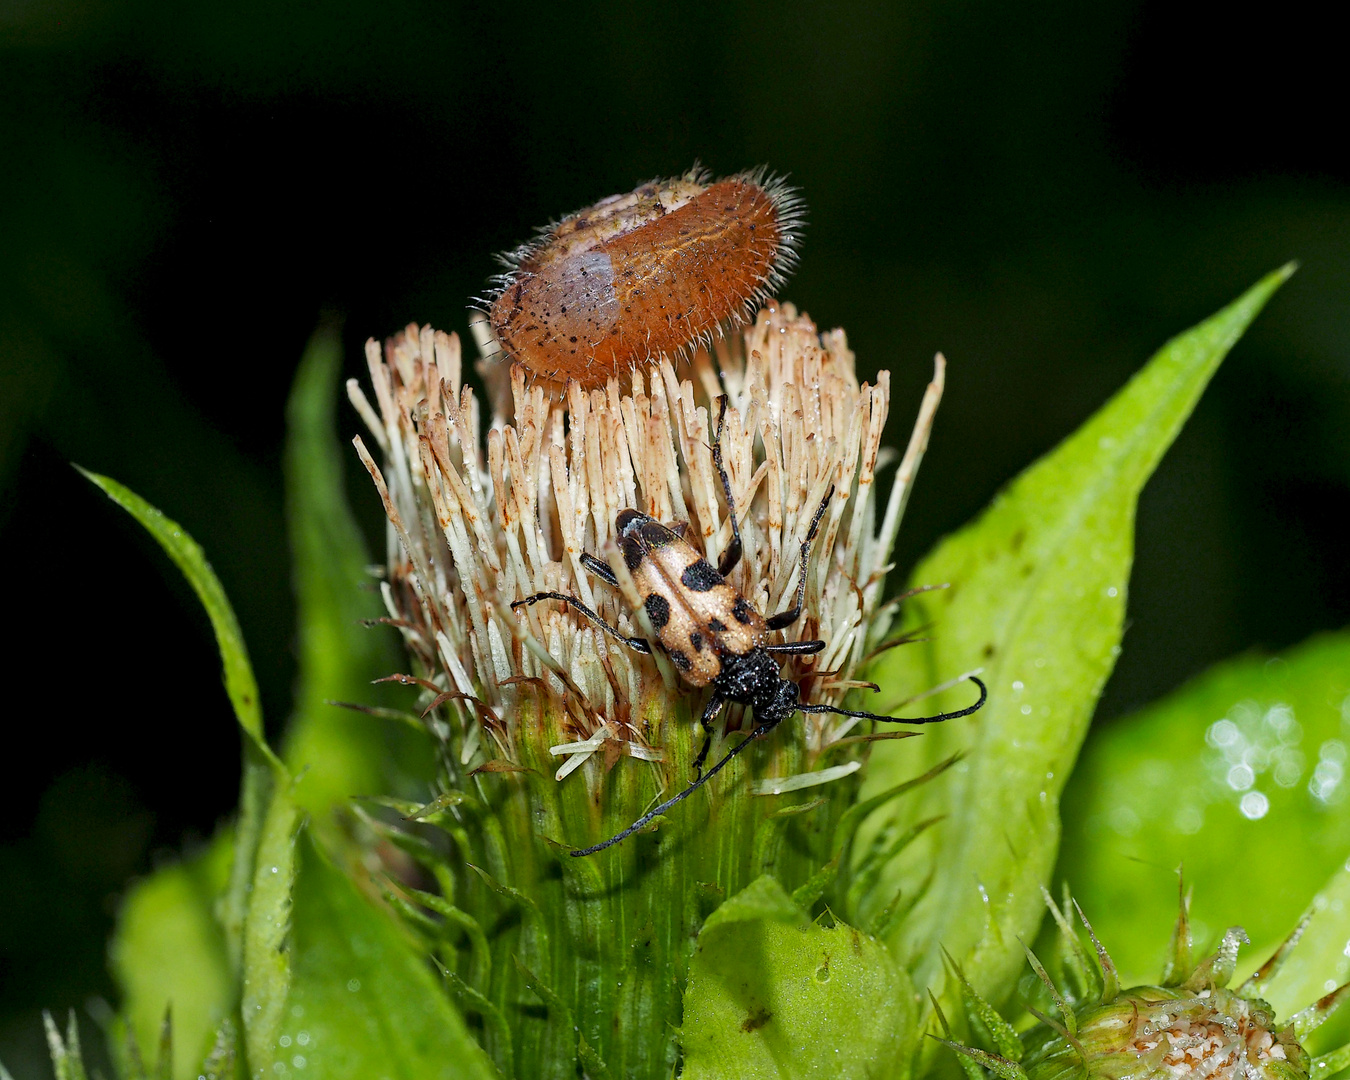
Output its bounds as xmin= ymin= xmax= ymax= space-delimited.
xmin=483 ymin=167 xmax=804 ymax=389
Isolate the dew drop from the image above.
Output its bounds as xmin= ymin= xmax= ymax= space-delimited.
xmin=1239 ymin=791 xmax=1269 ymax=820
xmin=1227 ymin=763 xmax=1255 ymax=791
xmin=1109 ymin=805 xmax=1140 ymax=836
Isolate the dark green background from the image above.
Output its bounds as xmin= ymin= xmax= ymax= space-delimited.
xmin=2 ymin=0 xmax=1346 ymax=1069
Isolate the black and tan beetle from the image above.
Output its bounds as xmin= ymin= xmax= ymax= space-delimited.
xmin=513 ymin=397 xmax=987 ymax=856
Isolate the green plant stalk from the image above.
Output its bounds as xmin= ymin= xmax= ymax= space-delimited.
xmin=396 ymin=689 xmax=872 ymax=1077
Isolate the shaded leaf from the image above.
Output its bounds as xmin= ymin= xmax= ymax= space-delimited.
xmin=79 ymin=469 xmax=285 ymax=974
xmin=701 ymin=873 xmax=808 ymax=934
xmin=854 ymin=266 xmax=1294 ymax=1016
xmin=78 ymin=469 xmax=271 ymax=753
xmin=281 ymin=321 xmax=421 ymax=816
xmin=1059 ymin=631 xmax=1350 ymax=999
xmin=273 ymin=831 xmax=497 ymax=1080
xmin=683 ymin=877 xmax=914 ymax=1080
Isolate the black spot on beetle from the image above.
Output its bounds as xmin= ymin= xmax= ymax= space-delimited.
xmin=732 ymin=597 xmax=754 ymax=624
xmin=689 ymin=631 xmax=704 ymax=652
xmin=645 ymin=593 xmax=671 ymax=629
xmin=708 ymin=617 xmax=727 ymax=633
xmin=668 ymin=649 xmax=692 ymax=672
xmin=681 ymin=560 xmax=721 ymax=591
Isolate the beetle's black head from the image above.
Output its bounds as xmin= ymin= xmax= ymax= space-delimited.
xmin=759 ymin=673 xmax=803 ymax=729
xmin=715 ymin=648 xmax=802 ymax=727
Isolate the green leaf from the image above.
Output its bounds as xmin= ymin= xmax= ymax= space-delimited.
xmin=78 ymin=469 xmax=286 ymax=975
xmin=1276 ymin=861 xmax=1350 ymax=1054
xmin=77 ymin=468 xmax=271 ymax=755
xmin=240 ymin=782 xmax=301 ymax=1073
xmin=273 ymin=830 xmax=498 ymax=1080
xmin=281 ymin=321 xmax=419 ymax=816
xmin=110 ymin=833 xmax=234 ymax=1080
xmin=854 ymin=266 xmax=1294 ymax=1015
xmin=1058 ymin=631 xmax=1350 ymax=1003
xmin=683 ymin=877 xmax=916 ymax=1080
xmin=702 ymin=873 xmax=809 ymax=934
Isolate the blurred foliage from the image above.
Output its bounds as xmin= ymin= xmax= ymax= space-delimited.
xmin=2 ymin=0 xmax=1347 ymax=1065
xmin=1059 ymin=631 xmax=1350 ymax=1004
xmin=109 ymin=833 xmax=232 ymax=1075
xmin=280 ymin=322 xmax=431 ymax=818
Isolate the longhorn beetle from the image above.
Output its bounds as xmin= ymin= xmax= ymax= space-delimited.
xmin=512 ymin=396 xmax=988 ymax=856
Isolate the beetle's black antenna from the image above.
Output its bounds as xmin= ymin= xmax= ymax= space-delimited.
xmin=798 ymin=675 xmax=987 ymax=725
xmin=712 ymin=396 xmax=743 ymax=577
xmin=571 ymin=713 xmax=783 ymax=857
xmin=765 ymin=482 xmax=835 ymax=631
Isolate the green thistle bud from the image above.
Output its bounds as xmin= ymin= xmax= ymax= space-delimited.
xmin=347 ymin=305 xmax=957 ymax=1076
xmin=939 ymin=887 xmax=1349 ymax=1080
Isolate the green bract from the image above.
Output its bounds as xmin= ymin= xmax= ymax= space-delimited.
xmin=16 ymin=266 xmax=1346 ymax=1080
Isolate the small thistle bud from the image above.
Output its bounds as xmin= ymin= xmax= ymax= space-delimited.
xmin=942 ymin=887 xmax=1348 ymax=1080
xmin=348 ymin=304 xmax=963 ymax=1075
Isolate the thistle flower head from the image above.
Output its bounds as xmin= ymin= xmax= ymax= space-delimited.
xmin=349 ymin=302 xmax=940 ymax=798
xmin=939 ymin=887 xmax=1349 ymax=1080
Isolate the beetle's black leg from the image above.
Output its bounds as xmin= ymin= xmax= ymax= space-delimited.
xmin=571 ymin=711 xmax=786 ymax=857
xmin=579 ymin=552 xmax=620 ymax=587
xmin=692 ymin=694 xmax=726 ymax=778
xmin=511 ymin=592 xmax=652 ymax=654
xmin=712 ymin=396 xmax=744 ymax=578
xmin=763 ymin=638 xmax=827 ymax=655
xmin=765 ymin=484 xmax=835 ymax=631
xmin=798 ymin=675 xmax=988 ymax=725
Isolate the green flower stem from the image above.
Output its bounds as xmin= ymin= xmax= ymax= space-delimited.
xmin=418 ymin=692 xmax=848 ymax=1078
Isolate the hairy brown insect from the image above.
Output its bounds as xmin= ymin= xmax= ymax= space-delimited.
xmin=484 ymin=168 xmax=803 ymax=390
xmin=512 ymin=398 xmax=987 ymax=855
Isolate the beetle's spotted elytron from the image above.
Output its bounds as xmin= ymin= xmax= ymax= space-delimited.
xmin=512 ymin=397 xmax=987 ymax=856
xmin=485 ymin=168 xmax=804 ymax=390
